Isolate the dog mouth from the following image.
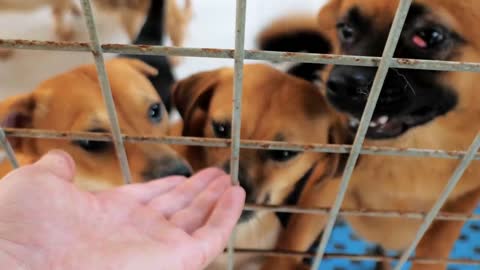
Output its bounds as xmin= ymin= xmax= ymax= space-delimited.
xmin=348 ymin=105 xmax=442 ymax=139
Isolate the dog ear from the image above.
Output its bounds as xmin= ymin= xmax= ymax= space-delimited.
xmin=0 ymin=93 xmax=36 ymax=148
xmin=172 ymin=70 xmax=221 ymax=136
xmin=325 ymin=116 xmax=351 ymax=178
xmin=116 ymin=58 xmax=159 ymax=77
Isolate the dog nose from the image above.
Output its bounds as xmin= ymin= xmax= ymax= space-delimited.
xmin=143 ymin=158 xmax=193 ymax=181
xmin=222 ymin=162 xmax=254 ymax=200
xmin=327 ymin=67 xmax=373 ymax=97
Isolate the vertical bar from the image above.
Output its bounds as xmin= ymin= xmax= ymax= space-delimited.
xmin=310 ymin=0 xmax=413 ymax=269
xmin=227 ymin=0 xmax=247 ymax=269
xmin=393 ymin=133 xmax=480 ymax=270
xmin=79 ymin=0 xmax=132 ymax=184
xmin=0 ymin=128 xmax=19 ymax=168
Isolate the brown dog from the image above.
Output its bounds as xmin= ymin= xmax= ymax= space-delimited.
xmin=258 ymin=1 xmax=480 ymax=270
xmin=170 ymin=64 xmax=348 ymax=270
xmin=0 ymin=58 xmax=192 ymax=191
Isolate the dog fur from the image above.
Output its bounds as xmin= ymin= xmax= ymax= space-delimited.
xmin=0 ymin=58 xmax=192 ymax=191
xmin=170 ymin=64 xmax=349 ymax=270
xmin=258 ymin=1 xmax=480 ymax=270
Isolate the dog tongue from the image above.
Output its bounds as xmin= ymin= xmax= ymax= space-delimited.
xmin=413 ymin=35 xmax=428 ymax=48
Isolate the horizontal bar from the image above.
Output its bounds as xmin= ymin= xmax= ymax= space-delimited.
xmin=394 ymin=133 xmax=480 ymax=270
xmin=1 ymin=39 xmax=480 ymax=73
xmin=80 ymin=0 xmax=132 ymax=184
xmin=243 ymin=204 xmax=480 ymax=221
xmin=310 ymin=1 xmax=413 ymax=268
xmin=4 ymin=128 xmax=480 ymax=160
xmin=0 ymin=128 xmax=19 ymax=168
xmin=224 ymin=249 xmax=480 ymax=266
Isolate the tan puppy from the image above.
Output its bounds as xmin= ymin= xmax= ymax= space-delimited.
xmin=171 ymin=64 xmax=348 ymax=270
xmin=259 ymin=1 xmax=480 ymax=270
xmin=0 ymin=58 xmax=192 ymax=191
xmin=0 ymin=0 xmax=80 ymax=41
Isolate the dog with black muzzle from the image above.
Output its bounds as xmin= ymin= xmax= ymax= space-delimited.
xmin=170 ymin=64 xmax=348 ymax=270
xmin=258 ymin=1 xmax=480 ymax=270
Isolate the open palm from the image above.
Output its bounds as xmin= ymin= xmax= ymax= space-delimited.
xmin=0 ymin=151 xmax=245 ymax=270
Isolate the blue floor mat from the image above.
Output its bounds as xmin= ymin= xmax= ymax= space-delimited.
xmin=318 ymin=205 xmax=480 ymax=270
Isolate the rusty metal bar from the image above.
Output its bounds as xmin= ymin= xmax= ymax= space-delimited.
xmin=243 ymin=204 xmax=480 ymax=221
xmin=0 ymin=128 xmax=19 ymax=168
xmin=4 ymin=128 xmax=480 ymax=160
xmin=394 ymin=133 xmax=480 ymax=270
xmin=2 ymin=39 xmax=480 ymax=73
xmin=310 ymin=1 xmax=413 ymax=269
xmin=227 ymin=0 xmax=248 ymax=268
xmin=222 ymin=249 xmax=480 ymax=266
xmin=79 ymin=0 xmax=132 ymax=184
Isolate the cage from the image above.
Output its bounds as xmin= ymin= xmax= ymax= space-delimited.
xmin=0 ymin=0 xmax=479 ymax=270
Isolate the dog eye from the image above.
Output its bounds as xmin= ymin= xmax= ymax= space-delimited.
xmin=212 ymin=121 xmax=231 ymax=138
xmin=148 ymin=103 xmax=163 ymax=123
xmin=75 ymin=140 xmax=111 ymax=153
xmin=266 ymin=150 xmax=300 ymax=162
xmin=336 ymin=22 xmax=356 ymax=43
xmin=412 ymin=27 xmax=445 ymax=49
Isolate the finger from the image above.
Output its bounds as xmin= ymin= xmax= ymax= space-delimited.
xmin=148 ymin=167 xmax=226 ymax=217
xmin=191 ymin=186 xmax=245 ymax=268
xmin=33 ymin=150 xmax=76 ymax=182
xmin=169 ymin=175 xmax=231 ymax=233
xmin=112 ymin=176 xmax=187 ymax=204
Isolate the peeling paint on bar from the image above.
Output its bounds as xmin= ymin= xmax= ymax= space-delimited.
xmin=4 ymin=128 xmax=480 ymax=160
xmin=2 ymin=39 xmax=480 ymax=73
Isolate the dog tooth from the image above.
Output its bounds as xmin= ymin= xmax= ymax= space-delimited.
xmin=369 ymin=122 xmax=378 ymax=127
xmin=378 ymin=116 xmax=389 ymax=125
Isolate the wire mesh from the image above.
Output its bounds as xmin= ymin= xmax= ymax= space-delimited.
xmin=0 ymin=0 xmax=479 ymax=269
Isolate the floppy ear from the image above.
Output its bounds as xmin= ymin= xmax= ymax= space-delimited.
xmin=115 ymin=57 xmax=159 ymax=77
xmin=0 ymin=93 xmax=36 ymax=148
xmin=317 ymin=0 xmax=343 ymax=48
xmin=172 ymin=70 xmax=221 ymax=137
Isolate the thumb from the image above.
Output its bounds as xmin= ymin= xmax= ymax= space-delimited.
xmin=34 ymin=150 xmax=76 ymax=182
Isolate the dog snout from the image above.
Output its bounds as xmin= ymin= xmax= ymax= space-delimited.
xmin=327 ymin=66 xmax=374 ymax=98
xmin=222 ymin=162 xmax=254 ymax=201
xmin=142 ymin=157 xmax=193 ymax=181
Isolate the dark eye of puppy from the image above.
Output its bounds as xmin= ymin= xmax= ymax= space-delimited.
xmin=266 ymin=150 xmax=300 ymax=162
xmin=412 ymin=26 xmax=446 ymax=49
xmin=336 ymin=22 xmax=356 ymax=44
xmin=73 ymin=129 xmax=112 ymax=153
xmin=148 ymin=103 xmax=163 ymax=123
xmin=212 ymin=121 xmax=231 ymax=138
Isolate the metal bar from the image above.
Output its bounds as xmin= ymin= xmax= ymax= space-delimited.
xmin=79 ymin=0 xmax=132 ymax=184
xmin=227 ymin=0 xmax=247 ymax=269
xmin=2 ymin=39 xmax=480 ymax=73
xmin=223 ymin=249 xmax=480 ymax=266
xmin=393 ymin=133 xmax=480 ymax=270
xmin=0 ymin=128 xmax=19 ymax=168
xmin=243 ymin=204 xmax=480 ymax=221
xmin=310 ymin=1 xmax=413 ymax=269
xmin=4 ymin=128 xmax=480 ymax=160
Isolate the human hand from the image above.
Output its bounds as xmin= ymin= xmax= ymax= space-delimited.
xmin=0 ymin=150 xmax=245 ymax=270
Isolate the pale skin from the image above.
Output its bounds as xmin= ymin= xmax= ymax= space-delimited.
xmin=0 ymin=150 xmax=245 ymax=270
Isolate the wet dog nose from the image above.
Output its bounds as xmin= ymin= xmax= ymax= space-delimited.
xmin=327 ymin=66 xmax=373 ymax=97
xmin=143 ymin=158 xmax=193 ymax=181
